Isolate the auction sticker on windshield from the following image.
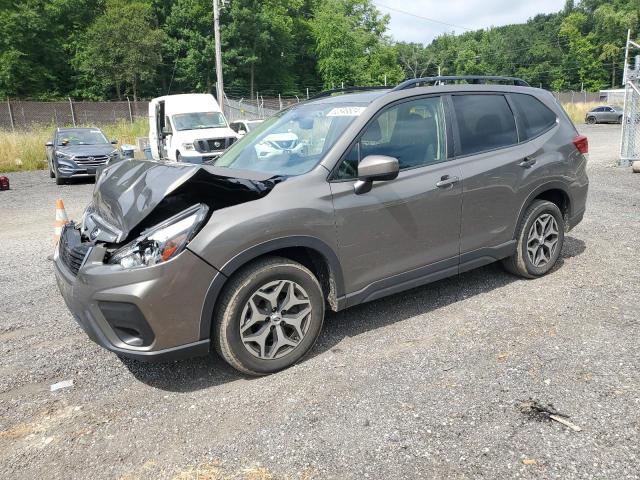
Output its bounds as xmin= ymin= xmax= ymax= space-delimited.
xmin=327 ymin=107 xmax=366 ymax=117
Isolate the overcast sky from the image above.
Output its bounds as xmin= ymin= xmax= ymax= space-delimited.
xmin=374 ymin=0 xmax=567 ymax=44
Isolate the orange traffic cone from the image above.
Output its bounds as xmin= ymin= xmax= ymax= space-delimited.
xmin=54 ymin=199 xmax=69 ymax=243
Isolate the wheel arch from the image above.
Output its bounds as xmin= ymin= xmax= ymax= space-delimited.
xmin=514 ymin=183 xmax=572 ymax=238
xmin=198 ymin=236 xmax=345 ymax=340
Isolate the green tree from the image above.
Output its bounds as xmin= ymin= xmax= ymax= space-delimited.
xmin=311 ymin=0 xmax=403 ymax=88
xmin=0 ymin=0 xmax=101 ymax=99
xmin=74 ymin=0 xmax=165 ymax=100
xmin=396 ymin=42 xmax=433 ymax=79
xmin=164 ymin=0 xmax=216 ymax=94
xmin=222 ymin=0 xmax=301 ymax=98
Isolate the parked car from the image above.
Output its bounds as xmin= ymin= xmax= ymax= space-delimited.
xmin=149 ymin=93 xmax=238 ymax=164
xmin=46 ymin=127 xmax=120 ymax=185
xmin=585 ymin=105 xmax=623 ymax=124
xmin=54 ymin=76 xmax=589 ymax=375
xmin=230 ymin=119 xmax=264 ymax=136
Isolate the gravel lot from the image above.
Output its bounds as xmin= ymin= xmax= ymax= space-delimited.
xmin=1 ymin=124 xmax=639 ymax=479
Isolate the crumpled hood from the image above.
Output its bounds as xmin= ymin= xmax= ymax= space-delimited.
xmin=83 ymin=159 xmax=281 ymax=243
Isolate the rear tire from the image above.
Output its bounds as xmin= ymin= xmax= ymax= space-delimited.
xmin=502 ymin=200 xmax=565 ymax=279
xmin=213 ymin=257 xmax=325 ymax=376
xmin=618 ymin=115 xmax=623 ymax=124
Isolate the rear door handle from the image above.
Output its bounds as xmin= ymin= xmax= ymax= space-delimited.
xmin=519 ymin=156 xmax=537 ymax=168
xmin=436 ymin=175 xmax=460 ymax=188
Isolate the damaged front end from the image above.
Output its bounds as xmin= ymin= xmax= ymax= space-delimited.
xmin=53 ymin=159 xmax=285 ymax=359
xmin=77 ymin=159 xmax=284 ymax=263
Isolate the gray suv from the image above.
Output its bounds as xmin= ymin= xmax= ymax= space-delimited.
xmin=54 ymin=76 xmax=589 ymax=375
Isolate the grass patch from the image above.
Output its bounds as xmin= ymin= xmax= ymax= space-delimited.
xmin=561 ymin=101 xmax=599 ymax=125
xmin=0 ymin=118 xmax=149 ymax=173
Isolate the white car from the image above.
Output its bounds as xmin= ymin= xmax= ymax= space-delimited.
xmin=255 ymin=132 xmax=305 ymax=159
xmin=149 ymin=94 xmax=238 ymax=164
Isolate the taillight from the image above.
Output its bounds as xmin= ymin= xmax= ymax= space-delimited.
xmin=573 ymin=135 xmax=588 ymax=154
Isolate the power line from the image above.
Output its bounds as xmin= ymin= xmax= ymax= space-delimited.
xmin=374 ymin=2 xmax=476 ymax=32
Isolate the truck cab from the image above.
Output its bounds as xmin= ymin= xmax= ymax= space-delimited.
xmin=149 ymin=93 xmax=238 ymax=164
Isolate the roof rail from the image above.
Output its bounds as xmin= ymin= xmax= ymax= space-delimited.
xmin=392 ymin=76 xmax=530 ymax=91
xmin=310 ymin=85 xmax=389 ymax=99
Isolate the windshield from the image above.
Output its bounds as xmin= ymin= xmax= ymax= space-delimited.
xmin=215 ymin=102 xmax=367 ymax=176
xmin=172 ymin=112 xmax=227 ymax=131
xmin=57 ymin=129 xmax=109 ymax=146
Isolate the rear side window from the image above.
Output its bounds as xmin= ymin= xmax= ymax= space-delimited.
xmin=510 ymin=94 xmax=557 ymax=140
xmin=452 ymin=94 xmax=518 ymax=156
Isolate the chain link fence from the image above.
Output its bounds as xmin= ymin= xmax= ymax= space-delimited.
xmin=0 ymin=99 xmax=149 ymax=130
xmin=619 ymin=82 xmax=640 ymax=167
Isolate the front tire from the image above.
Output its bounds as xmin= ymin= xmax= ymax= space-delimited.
xmin=502 ymin=200 xmax=565 ymax=278
xmin=214 ymin=257 xmax=325 ymax=376
xmin=587 ymin=116 xmax=596 ymax=125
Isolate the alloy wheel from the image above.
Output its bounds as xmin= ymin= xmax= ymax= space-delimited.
xmin=526 ymin=213 xmax=559 ymax=268
xmin=239 ymin=280 xmax=312 ymax=360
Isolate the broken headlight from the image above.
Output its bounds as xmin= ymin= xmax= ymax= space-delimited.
xmin=108 ymin=204 xmax=209 ymax=269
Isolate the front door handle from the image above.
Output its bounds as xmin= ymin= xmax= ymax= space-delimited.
xmin=519 ymin=156 xmax=537 ymax=168
xmin=436 ymin=175 xmax=460 ymax=188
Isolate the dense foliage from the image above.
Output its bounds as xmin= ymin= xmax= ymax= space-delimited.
xmin=0 ymin=0 xmax=638 ymax=100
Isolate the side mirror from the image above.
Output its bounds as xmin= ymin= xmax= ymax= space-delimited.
xmin=354 ymin=155 xmax=399 ymax=195
xmin=161 ymin=126 xmax=171 ymax=138
xmin=45 ymin=141 xmax=54 ymax=147
xmin=238 ymin=129 xmax=247 ymax=136
xmin=111 ymin=139 xmax=118 ymax=145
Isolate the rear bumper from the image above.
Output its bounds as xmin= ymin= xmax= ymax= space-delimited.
xmin=568 ymin=206 xmax=585 ymax=231
xmin=53 ymin=239 xmax=218 ymax=362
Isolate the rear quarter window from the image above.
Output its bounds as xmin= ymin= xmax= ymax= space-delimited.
xmin=452 ymin=94 xmax=518 ymax=156
xmin=510 ymin=93 xmax=557 ymax=140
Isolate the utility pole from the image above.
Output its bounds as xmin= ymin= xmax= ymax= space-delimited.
xmin=213 ymin=0 xmax=224 ymax=105
xmin=623 ymin=29 xmax=631 ymax=86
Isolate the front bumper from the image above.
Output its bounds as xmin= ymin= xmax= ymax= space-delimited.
xmin=53 ymin=235 xmax=218 ymax=362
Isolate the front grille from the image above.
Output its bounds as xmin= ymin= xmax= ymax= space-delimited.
xmin=195 ymin=137 xmax=236 ymax=153
xmin=74 ymin=155 xmax=109 ymax=167
xmin=59 ymin=225 xmax=91 ymax=276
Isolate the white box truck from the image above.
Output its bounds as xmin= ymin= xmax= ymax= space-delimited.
xmin=149 ymin=93 xmax=239 ymax=164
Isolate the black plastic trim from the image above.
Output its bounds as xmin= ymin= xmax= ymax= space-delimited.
xmin=71 ymin=309 xmax=210 ymax=362
xmin=198 ymin=236 xmax=344 ymax=340
xmin=344 ymin=256 xmax=459 ymax=307
xmin=514 ymin=181 xmax=574 ymax=238
xmin=393 ymin=76 xmax=530 ymax=90
xmin=459 ymin=241 xmax=517 ymax=274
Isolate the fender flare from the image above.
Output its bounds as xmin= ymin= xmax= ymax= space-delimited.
xmin=198 ymin=236 xmax=344 ymax=340
xmin=512 ymin=181 xmax=573 ymax=238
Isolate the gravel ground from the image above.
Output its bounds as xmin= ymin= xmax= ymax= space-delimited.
xmin=1 ymin=124 xmax=639 ymax=479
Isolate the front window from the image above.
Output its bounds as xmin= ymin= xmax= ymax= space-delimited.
xmin=215 ymin=102 xmax=368 ymax=176
xmin=57 ymin=129 xmax=109 ymax=146
xmin=172 ymin=112 xmax=227 ymax=131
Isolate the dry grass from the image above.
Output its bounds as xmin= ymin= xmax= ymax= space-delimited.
xmin=171 ymin=462 xmax=275 ymax=480
xmin=561 ymin=101 xmax=599 ymax=125
xmin=0 ymin=119 xmax=149 ymax=173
